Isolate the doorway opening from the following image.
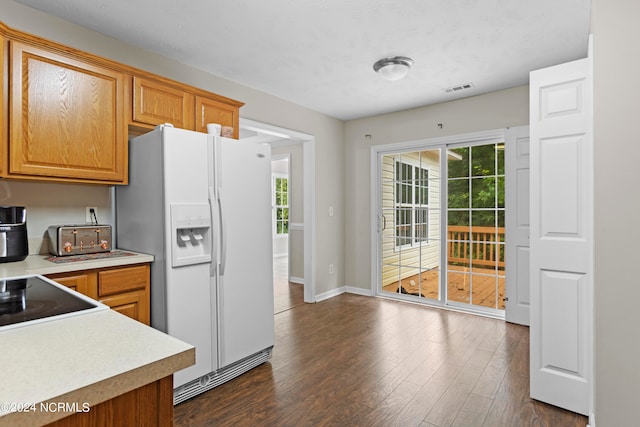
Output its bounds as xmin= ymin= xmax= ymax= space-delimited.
xmin=374 ymin=130 xmax=507 ymax=318
xmin=239 ymin=118 xmax=315 ymax=312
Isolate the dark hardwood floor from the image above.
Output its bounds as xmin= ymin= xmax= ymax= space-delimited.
xmin=273 ymin=256 xmax=304 ymax=314
xmin=174 ymin=288 xmax=588 ymax=427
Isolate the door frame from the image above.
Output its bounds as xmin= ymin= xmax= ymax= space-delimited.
xmin=504 ymin=125 xmax=531 ymax=325
xmin=370 ymin=128 xmax=509 ymax=317
xmin=239 ymin=118 xmax=316 ymax=303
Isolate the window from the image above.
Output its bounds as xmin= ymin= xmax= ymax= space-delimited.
xmin=273 ymin=175 xmax=289 ymax=235
xmin=395 ymin=160 xmax=429 ymax=249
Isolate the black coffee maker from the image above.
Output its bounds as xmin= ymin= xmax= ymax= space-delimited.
xmin=0 ymin=206 xmax=28 ymax=263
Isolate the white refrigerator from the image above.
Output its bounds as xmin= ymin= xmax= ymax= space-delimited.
xmin=116 ymin=125 xmax=274 ymax=403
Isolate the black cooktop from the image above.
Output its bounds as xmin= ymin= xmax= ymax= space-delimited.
xmin=0 ymin=276 xmax=103 ymax=329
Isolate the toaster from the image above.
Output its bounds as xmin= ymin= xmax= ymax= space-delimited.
xmin=48 ymin=225 xmax=112 ymax=256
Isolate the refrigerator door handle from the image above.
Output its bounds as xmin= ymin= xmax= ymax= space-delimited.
xmin=208 ymin=187 xmax=218 ymax=277
xmin=218 ymin=188 xmax=227 ymax=276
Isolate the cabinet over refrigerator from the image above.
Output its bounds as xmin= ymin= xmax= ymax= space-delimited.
xmin=116 ymin=125 xmax=274 ymax=404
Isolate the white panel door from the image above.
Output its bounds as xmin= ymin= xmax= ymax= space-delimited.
xmin=505 ymin=126 xmax=530 ymax=325
xmin=529 ymin=57 xmax=593 ymax=416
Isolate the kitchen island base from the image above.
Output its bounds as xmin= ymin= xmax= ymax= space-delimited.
xmin=44 ymin=376 xmax=173 ymax=427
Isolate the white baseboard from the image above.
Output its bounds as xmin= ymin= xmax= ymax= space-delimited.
xmin=289 ymin=276 xmax=304 ymax=285
xmin=345 ymin=286 xmax=375 ymax=296
xmin=314 ymin=285 xmax=374 ymax=302
xmin=315 ymin=286 xmax=345 ymax=302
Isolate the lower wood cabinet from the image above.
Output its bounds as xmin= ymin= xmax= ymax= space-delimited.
xmin=43 ymin=376 xmax=173 ymax=427
xmin=47 ymin=263 xmax=150 ymax=325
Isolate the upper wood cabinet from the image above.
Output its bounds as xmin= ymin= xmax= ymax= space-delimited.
xmin=9 ymin=41 xmax=128 ymax=184
xmin=132 ymin=76 xmax=195 ymax=130
xmin=195 ymin=95 xmax=240 ymax=138
xmin=131 ymin=76 xmax=243 ymax=139
xmin=0 ymin=22 xmax=244 ymax=185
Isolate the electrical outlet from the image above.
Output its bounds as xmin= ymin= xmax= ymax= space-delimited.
xmin=85 ymin=207 xmax=98 ymax=223
xmin=329 ymin=264 xmax=334 ymax=274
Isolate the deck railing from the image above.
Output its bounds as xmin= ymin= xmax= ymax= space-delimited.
xmin=447 ymin=225 xmax=505 ymax=269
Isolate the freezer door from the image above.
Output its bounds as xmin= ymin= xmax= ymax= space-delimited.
xmin=161 ymin=127 xmax=218 ymax=387
xmin=216 ymin=138 xmax=275 ymax=368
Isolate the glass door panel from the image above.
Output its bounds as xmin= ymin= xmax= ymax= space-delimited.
xmin=380 ymin=150 xmax=441 ymax=302
xmin=447 ymin=143 xmax=505 ymax=311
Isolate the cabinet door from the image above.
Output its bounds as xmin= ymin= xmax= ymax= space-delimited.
xmin=46 ymin=271 xmax=98 ymax=299
xmin=195 ymin=96 xmax=239 ymax=138
xmin=100 ymin=291 xmax=150 ymax=325
xmin=132 ymin=76 xmax=194 ymax=129
xmin=98 ymin=264 xmax=149 ymax=296
xmin=98 ymin=264 xmax=150 ymax=325
xmin=9 ymin=41 xmax=127 ymax=183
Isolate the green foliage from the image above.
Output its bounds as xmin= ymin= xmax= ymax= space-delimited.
xmin=448 ymin=144 xmax=505 ymax=227
xmin=275 ymin=177 xmax=289 ymax=234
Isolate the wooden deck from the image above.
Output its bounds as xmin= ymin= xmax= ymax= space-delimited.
xmin=382 ymin=265 xmax=505 ymax=310
xmin=382 ymin=226 xmax=506 ymax=310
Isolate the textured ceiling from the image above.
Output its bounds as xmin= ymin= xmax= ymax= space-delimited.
xmin=15 ymin=0 xmax=591 ymax=121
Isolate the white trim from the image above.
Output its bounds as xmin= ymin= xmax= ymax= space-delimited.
xmin=392 ymin=157 xmax=431 ymax=251
xmin=304 ymin=139 xmax=316 ymax=303
xmin=289 ymin=276 xmax=304 ymax=285
xmin=345 ymin=286 xmax=375 ymax=297
xmin=372 ymin=129 xmax=506 ymax=154
xmin=241 ymin=118 xmax=312 ymax=143
xmin=316 ymin=287 xmax=345 ymax=302
xmin=315 ymin=285 xmax=375 ymax=302
xmin=313 ymin=287 xmax=505 ymax=321
xmin=240 ymin=118 xmax=316 ymax=303
xmin=271 ymin=153 xmax=291 ymax=162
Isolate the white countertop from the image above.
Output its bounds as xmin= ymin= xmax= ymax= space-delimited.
xmin=0 ymin=251 xmax=196 ymax=426
xmin=0 ymin=251 xmax=155 ymax=278
xmin=0 ymin=310 xmax=194 ymax=426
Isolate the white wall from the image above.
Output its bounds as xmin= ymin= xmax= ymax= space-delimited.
xmin=343 ymin=86 xmax=529 ymax=290
xmin=0 ymin=181 xmax=112 ymax=254
xmin=1 ymin=0 xmax=344 ymax=295
xmin=592 ymin=0 xmax=640 ymax=424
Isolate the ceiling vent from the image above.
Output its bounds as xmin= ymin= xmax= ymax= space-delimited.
xmin=443 ymin=83 xmax=474 ymax=94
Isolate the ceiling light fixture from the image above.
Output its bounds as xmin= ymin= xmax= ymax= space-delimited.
xmin=373 ymin=56 xmax=414 ymax=81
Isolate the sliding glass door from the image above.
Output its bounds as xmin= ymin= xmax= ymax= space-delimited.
xmin=376 ymin=137 xmax=505 ymax=316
